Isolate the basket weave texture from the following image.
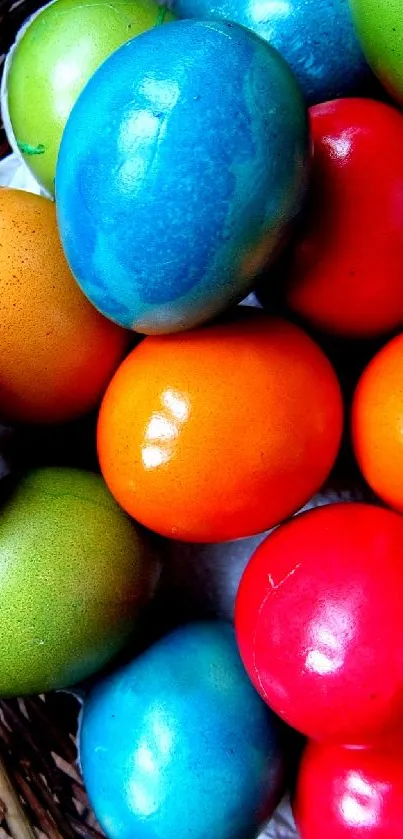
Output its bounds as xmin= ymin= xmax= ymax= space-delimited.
xmin=0 ymin=693 xmax=104 ymax=839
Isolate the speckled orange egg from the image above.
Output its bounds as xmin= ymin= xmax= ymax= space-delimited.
xmin=0 ymin=188 xmax=128 ymax=424
xmin=98 ymin=311 xmax=343 ymax=542
xmin=352 ymin=333 xmax=403 ymax=512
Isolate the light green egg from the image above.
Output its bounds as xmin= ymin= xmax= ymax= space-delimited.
xmin=350 ymin=0 xmax=403 ymax=105
xmin=6 ymin=0 xmax=174 ymax=196
xmin=0 ymin=468 xmax=159 ymax=696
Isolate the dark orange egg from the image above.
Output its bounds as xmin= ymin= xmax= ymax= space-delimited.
xmin=0 ymin=188 xmax=128 ymax=424
xmin=97 ymin=312 xmax=343 ymax=542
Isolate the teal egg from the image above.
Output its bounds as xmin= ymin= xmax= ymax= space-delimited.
xmin=169 ymin=0 xmax=370 ymax=104
xmin=56 ymin=19 xmax=310 ymax=334
xmin=6 ymin=0 xmax=174 ymax=195
xmin=80 ymin=622 xmax=286 ymax=839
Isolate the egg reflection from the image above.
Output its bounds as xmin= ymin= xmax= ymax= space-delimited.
xmin=340 ymin=771 xmax=385 ymax=828
xmin=305 ymin=601 xmax=357 ymax=677
xmin=141 ymin=389 xmax=190 ymax=471
xmin=294 ymin=740 xmax=402 ymax=838
xmin=130 ymin=712 xmax=175 ymax=817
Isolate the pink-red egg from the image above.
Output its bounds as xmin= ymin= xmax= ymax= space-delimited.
xmin=294 ymin=740 xmax=403 ymax=838
xmin=236 ymin=502 xmax=403 ymax=743
xmin=283 ymin=99 xmax=403 ymax=338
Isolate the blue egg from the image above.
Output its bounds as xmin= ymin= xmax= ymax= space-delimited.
xmin=79 ymin=622 xmax=285 ymax=839
xmin=56 ymin=19 xmax=309 ymax=334
xmin=168 ymin=0 xmax=370 ymax=104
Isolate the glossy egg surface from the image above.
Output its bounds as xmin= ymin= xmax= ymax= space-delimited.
xmin=279 ymin=99 xmax=403 ymax=338
xmin=56 ymin=19 xmax=310 ymax=333
xmin=6 ymin=0 xmax=174 ymax=195
xmin=80 ymin=622 xmax=285 ymax=839
xmin=295 ymin=740 xmax=403 ymax=838
xmin=98 ymin=312 xmax=343 ymax=542
xmin=236 ymin=502 xmax=403 ymax=743
xmin=170 ymin=0 xmax=369 ymax=103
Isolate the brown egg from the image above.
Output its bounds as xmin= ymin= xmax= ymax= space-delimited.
xmin=0 ymin=188 xmax=128 ymax=423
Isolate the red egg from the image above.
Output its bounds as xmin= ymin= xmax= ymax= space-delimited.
xmin=294 ymin=740 xmax=403 ymax=838
xmin=283 ymin=98 xmax=403 ymax=338
xmin=235 ymin=503 xmax=403 ymax=743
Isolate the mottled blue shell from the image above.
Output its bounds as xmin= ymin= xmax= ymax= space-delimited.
xmin=79 ymin=622 xmax=285 ymax=839
xmin=56 ymin=19 xmax=309 ymax=333
xmin=169 ymin=0 xmax=370 ymax=104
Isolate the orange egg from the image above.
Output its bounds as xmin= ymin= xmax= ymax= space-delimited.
xmin=98 ymin=311 xmax=343 ymax=542
xmin=0 ymin=188 xmax=128 ymax=423
xmin=352 ymin=333 xmax=403 ymax=511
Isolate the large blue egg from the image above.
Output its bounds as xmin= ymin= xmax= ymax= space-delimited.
xmin=168 ymin=0 xmax=370 ymax=104
xmin=56 ymin=19 xmax=309 ymax=334
xmin=79 ymin=622 xmax=285 ymax=839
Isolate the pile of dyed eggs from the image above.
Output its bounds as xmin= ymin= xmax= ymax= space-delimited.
xmin=1 ymin=0 xmax=403 ymax=837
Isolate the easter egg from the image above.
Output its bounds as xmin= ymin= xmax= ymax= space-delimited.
xmin=169 ymin=0 xmax=369 ymax=104
xmin=267 ymin=98 xmax=403 ymax=338
xmin=97 ymin=311 xmax=343 ymax=542
xmin=236 ymin=502 xmax=403 ymax=743
xmin=350 ymin=0 xmax=403 ymax=106
xmin=0 ymin=189 xmax=128 ymax=424
xmin=162 ymin=488 xmax=366 ymax=622
xmin=5 ymin=0 xmax=174 ymax=195
xmin=352 ymin=333 xmax=403 ymax=512
xmin=294 ymin=740 xmax=403 ymax=838
xmin=79 ymin=622 xmax=285 ymax=839
xmin=56 ymin=19 xmax=310 ymax=334
xmin=0 ymin=468 xmax=159 ymax=695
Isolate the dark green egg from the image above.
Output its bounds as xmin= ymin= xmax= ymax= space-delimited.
xmin=0 ymin=468 xmax=159 ymax=696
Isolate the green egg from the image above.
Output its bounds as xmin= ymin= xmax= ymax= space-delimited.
xmin=6 ymin=0 xmax=175 ymax=196
xmin=0 ymin=468 xmax=159 ymax=696
xmin=350 ymin=0 xmax=403 ymax=105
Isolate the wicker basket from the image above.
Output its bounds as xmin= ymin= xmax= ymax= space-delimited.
xmin=0 ymin=694 xmax=105 ymax=839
